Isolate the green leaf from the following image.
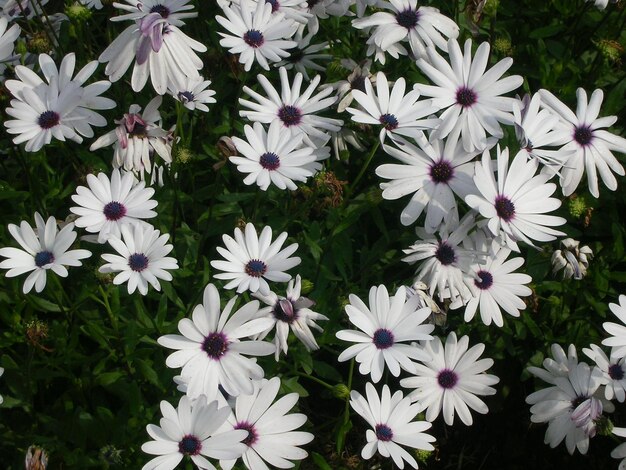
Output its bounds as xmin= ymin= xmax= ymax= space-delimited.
xmin=335 ymin=419 xmax=352 ymax=454
xmin=311 ymin=452 xmax=333 ymax=470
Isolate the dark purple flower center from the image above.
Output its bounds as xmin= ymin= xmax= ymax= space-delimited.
xmin=437 ymin=369 xmax=458 ymax=389
xmin=273 ymin=299 xmax=297 ymax=324
xmin=202 ymin=332 xmax=229 ymax=359
xmin=430 ymin=160 xmax=454 ymax=184
xmin=307 ymin=0 xmax=321 ymax=8
xmin=350 ymin=75 xmax=367 ymax=93
xmin=395 ymin=8 xmax=420 ymax=29
xmin=278 ymin=105 xmax=302 ymax=127
xmin=128 ymin=253 xmax=149 ymax=272
xmin=38 ymin=110 xmax=60 ymax=130
xmin=573 ymin=125 xmax=593 ymax=147
xmin=375 ymin=424 xmax=393 ymax=441
xmin=456 ymin=87 xmax=477 ymax=108
xmin=265 ymin=0 xmax=280 ymax=12
xmin=435 ymin=242 xmax=456 ymax=266
xmin=178 ymin=434 xmax=201 ymax=455
xmin=571 ymin=395 xmax=588 ymax=409
xmin=372 ymin=328 xmax=394 ymax=349
xmin=474 ymin=270 xmax=494 ymax=290
xmin=379 ymin=113 xmax=399 ymax=130
xmin=243 ymin=30 xmax=264 ymax=48
xmin=150 ymin=4 xmax=170 ymax=18
xmin=178 ymin=91 xmax=194 ymax=103
xmin=234 ymin=421 xmax=258 ymax=446
xmin=103 ymin=201 xmax=127 ymax=221
xmin=245 ymin=259 xmax=267 ymax=277
xmin=287 ymin=48 xmax=304 ymax=63
xmin=495 ymin=196 xmax=515 ymax=221
xmin=609 ymin=363 xmax=625 ymax=381
xmin=34 ymin=250 xmax=54 ymax=267
xmin=259 ymin=152 xmax=280 ymax=171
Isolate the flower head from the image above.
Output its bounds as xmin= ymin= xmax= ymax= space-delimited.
xmin=211 ymin=223 xmax=301 ymax=295
xmin=350 ymin=383 xmax=436 ymax=469
xmin=219 ymin=377 xmax=314 ymax=470
xmin=141 ymin=394 xmax=247 ymax=470
xmin=465 ymin=146 xmax=566 ymax=251
xmin=99 ymin=223 xmax=178 ymax=295
xmin=0 ymin=213 xmax=91 ymax=293
xmin=551 ymin=238 xmax=593 ymax=280
xmin=217 ymin=0 xmax=298 ymax=71
xmin=253 ymin=274 xmax=328 ymax=359
xmin=70 ymin=169 xmax=158 ymax=243
xmin=539 ymin=88 xmax=626 ymax=198
xmin=400 ymin=332 xmax=499 ymax=426
xmin=336 ymin=284 xmax=434 ymax=383
xmin=416 ymin=39 xmax=523 ymax=152
xmin=158 ymin=283 xmax=275 ymax=397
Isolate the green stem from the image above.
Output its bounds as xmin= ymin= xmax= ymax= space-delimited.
xmin=343 ymin=359 xmax=355 ymax=423
xmin=346 ymin=140 xmax=379 ymax=199
xmin=295 ymin=372 xmax=335 ymax=391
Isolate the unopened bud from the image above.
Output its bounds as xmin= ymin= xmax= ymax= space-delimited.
xmin=333 ymin=383 xmax=351 ymax=400
xmin=300 ymin=279 xmax=314 ymax=295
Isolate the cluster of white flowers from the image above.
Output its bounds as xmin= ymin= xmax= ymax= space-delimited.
xmin=334 ymin=283 xmax=500 ymax=467
xmin=525 ymin=295 xmax=626 ymax=462
xmin=0 ymin=0 xmax=625 ymax=468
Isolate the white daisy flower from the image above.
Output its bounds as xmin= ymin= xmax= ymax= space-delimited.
xmin=551 ymin=238 xmax=593 ymax=280
xmin=465 ymin=146 xmax=566 ymax=252
xmin=513 ymin=93 xmax=574 ymax=170
xmin=253 ymin=274 xmax=328 ymax=359
xmin=276 ymin=22 xmax=331 ymax=80
xmin=219 ymin=377 xmax=314 ymax=470
xmin=157 ymin=283 xmax=276 ymax=398
xmin=99 ymin=0 xmax=206 ymax=94
xmin=526 ymin=361 xmax=613 ymax=455
xmin=583 ymin=343 xmax=626 ymax=402
xmin=376 ymin=131 xmax=478 ymax=229
xmin=6 ymin=53 xmax=115 ymax=140
xmin=336 ymin=284 xmax=434 ymax=383
xmin=0 ymin=213 xmax=91 ymax=294
xmin=210 ymin=223 xmax=301 ymax=296
xmin=464 ymin=236 xmax=532 ymax=327
xmin=307 ymin=0 xmax=352 ymax=19
xmin=352 ymin=0 xmax=459 ymax=60
xmin=354 ymin=0 xmax=379 ymax=17
xmin=70 ymin=168 xmax=158 ymax=243
xmin=346 ymin=72 xmax=439 ymax=144
xmin=349 ymin=382 xmax=436 ymax=469
xmin=4 ymin=77 xmax=83 ymax=152
xmin=602 ymin=295 xmax=626 ymax=358
xmin=230 ymin=121 xmax=318 ymax=191
xmin=90 ymin=96 xmax=173 ymax=174
xmin=400 ymin=332 xmax=500 ymax=426
xmin=416 ymin=38 xmax=523 ymax=152
xmin=239 ymin=66 xmax=343 ymax=147
xmin=539 ymin=88 xmax=626 ymax=198
xmin=99 ymin=223 xmax=178 ymax=296
xmin=217 ymin=0 xmax=298 ymax=72
xmin=365 ymin=37 xmax=408 ymax=65
xmin=169 ymin=75 xmax=216 ymax=113
xmin=141 ymin=394 xmax=247 ymax=470
xmin=402 ymin=214 xmax=478 ymax=305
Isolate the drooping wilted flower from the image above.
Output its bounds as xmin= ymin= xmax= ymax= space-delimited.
xmin=551 ymin=238 xmax=593 ymax=280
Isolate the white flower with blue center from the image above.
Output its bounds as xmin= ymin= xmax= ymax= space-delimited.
xmin=336 ymin=284 xmax=434 ymax=383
